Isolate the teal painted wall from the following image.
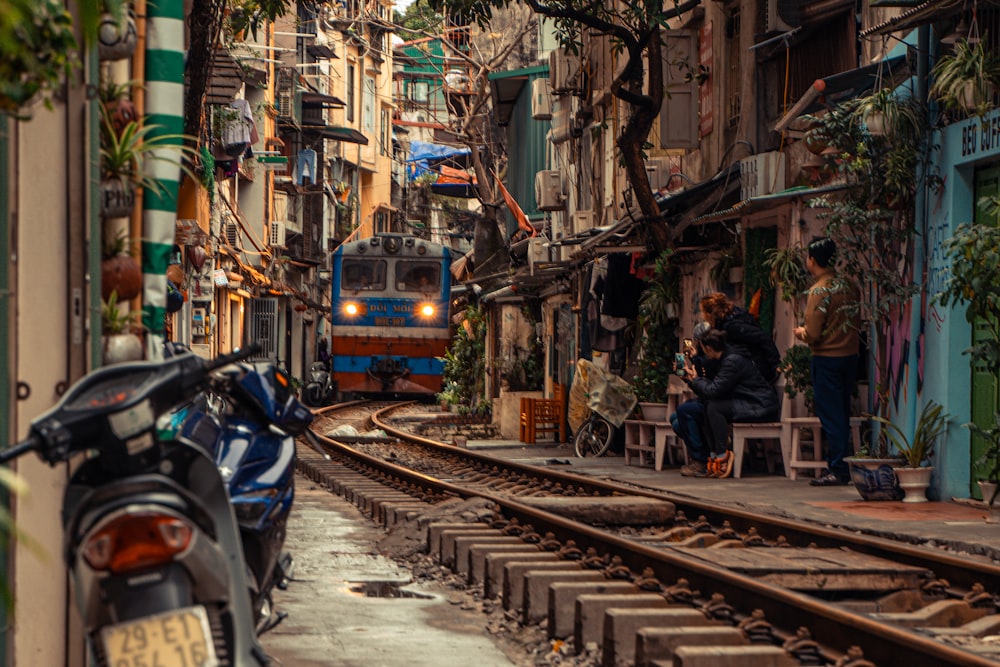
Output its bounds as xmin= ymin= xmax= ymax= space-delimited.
xmin=924 ymin=108 xmax=1000 ymax=500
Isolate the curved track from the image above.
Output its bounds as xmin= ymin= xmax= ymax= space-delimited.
xmin=298 ymin=401 xmax=1000 ymax=666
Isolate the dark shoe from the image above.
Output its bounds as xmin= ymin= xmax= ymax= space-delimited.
xmin=810 ymin=472 xmax=850 ymax=486
xmin=680 ymin=461 xmax=708 ymax=478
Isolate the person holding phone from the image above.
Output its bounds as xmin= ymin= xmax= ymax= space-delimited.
xmin=673 ymin=323 xmax=716 ymax=477
xmin=677 ymin=328 xmax=780 ymax=478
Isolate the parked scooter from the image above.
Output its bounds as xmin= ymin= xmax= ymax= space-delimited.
xmin=180 ymin=357 xmax=313 ymax=634
xmin=0 ymin=348 xmax=270 ymax=666
xmin=303 ymin=361 xmax=333 ymax=407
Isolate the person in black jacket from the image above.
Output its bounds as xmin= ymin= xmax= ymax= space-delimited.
xmin=700 ymin=292 xmax=781 ymax=385
xmin=679 ymin=329 xmax=780 ymax=478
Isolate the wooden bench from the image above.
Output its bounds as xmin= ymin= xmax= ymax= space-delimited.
xmin=519 ymin=385 xmax=566 ymax=444
xmin=623 ymin=420 xmax=679 ymax=471
xmin=784 ymin=416 xmax=865 ymax=480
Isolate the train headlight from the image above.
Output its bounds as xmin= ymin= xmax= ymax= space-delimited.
xmin=344 ymin=302 xmax=361 ymax=316
xmin=419 ymin=304 xmax=435 ymax=318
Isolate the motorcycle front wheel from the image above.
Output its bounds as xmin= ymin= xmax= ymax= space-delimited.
xmin=574 ymin=415 xmax=613 ymax=457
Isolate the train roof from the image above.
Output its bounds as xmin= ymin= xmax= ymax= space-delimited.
xmin=334 ymin=233 xmax=451 ymax=259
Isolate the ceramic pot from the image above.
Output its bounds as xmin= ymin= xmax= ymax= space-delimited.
xmin=98 ymin=12 xmax=138 ymax=61
xmin=895 ymin=466 xmax=932 ymax=503
xmin=103 ymin=333 xmax=143 ymax=365
xmin=638 ymin=402 xmax=670 ymax=422
xmin=100 ymin=179 xmax=136 ymax=219
xmin=846 ymin=457 xmax=904 ymax=501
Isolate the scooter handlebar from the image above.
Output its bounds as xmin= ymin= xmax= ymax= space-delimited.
xmin=207 ymin=344 xmax=262 ymax=372
xmin=0 ymin=436 xmax=40 ymax=464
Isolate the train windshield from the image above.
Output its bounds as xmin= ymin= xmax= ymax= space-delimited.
xmin=396 ymin=262 xmax=441 ymax=292
xmin=341 ymin=259 xmax=387 ymax=291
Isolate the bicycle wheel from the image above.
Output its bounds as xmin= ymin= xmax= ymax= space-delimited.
xmin=574 ymin=415 xmax=613 ymax=457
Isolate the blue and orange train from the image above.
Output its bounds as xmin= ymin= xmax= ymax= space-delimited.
xmin=330 ymin=233 xmax=452 ymax=397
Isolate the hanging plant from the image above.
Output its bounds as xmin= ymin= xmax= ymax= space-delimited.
xmin=101 ymin=230 xmax=142 ymax=301
xmin=97 ymin=7 xmax=138 ymax=61
xmin=930 ymin=38 xmax=1000 ymax=118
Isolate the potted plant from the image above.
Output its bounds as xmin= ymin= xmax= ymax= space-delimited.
xmin=709 ymin=245 xmax=743 ymax=288
xmin=102 ymin=290 xmax=144 ymax=364
xmin=930 ymin=38 xmax=1000 ymax=118
xmin=869 ymin=401 xmax=949 ymax=503
xmin=936 ymin=216 xmax=1000 ymax=511
xmin=97 ymin=3 xmax=138 ymax=61
xmin=101 ymin=230 xmax=142 ymax=302
xmin=632 ymin=250 xmax=680 ymax=418
xmin=854 ymin=87 xmax=924 ymax=140
xmin=764 ymin=245 xmax=810 ymax=322
xmin=99 ymin=108 xmax=195 ymax=218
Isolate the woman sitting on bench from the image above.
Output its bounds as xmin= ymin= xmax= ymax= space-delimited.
xmin=677 ymin=329 xmax=779 ymax=478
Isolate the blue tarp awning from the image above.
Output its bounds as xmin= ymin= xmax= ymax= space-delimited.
xmin=406 ymin=140 xmax=471 ymax=163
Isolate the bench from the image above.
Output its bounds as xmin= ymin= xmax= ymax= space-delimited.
xmin=731 ymin=421 xmax=785 ymax=479
xmin=623 ymin=420 xmax=678 ymax=471
xmin=784 ymin=416 xmax=865 ymax=479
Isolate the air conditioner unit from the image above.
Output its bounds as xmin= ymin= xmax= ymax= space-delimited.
xmin=270 ymin=221 xmax=286 ymax=247
xmin=531 ymin=78 xmax=552 ymax=120
xmin=548 ymin=49 xmax=582 ymax=94
xmin=739 ymin=151 xmax=787 ymax=200
xmin=766 ymin=0 xmax=798 ymax=33
xmin=527 ymin=236 xmax=548 ymax=275
xmin=225 ymin=221 xmax=240 ymax=247
xmin=535 ymin=170 xmax=564 ymax=211
xmin=570 ymin=209 xmax=595 ymax=234
xmin=550 ymin=96 xmax=578 ymax=144
xmin=645 ymin=157 xmax=673 ymax=191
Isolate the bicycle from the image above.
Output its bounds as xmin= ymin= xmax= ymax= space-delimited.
xmin=573 ymin=404 xmax=614 ymax=457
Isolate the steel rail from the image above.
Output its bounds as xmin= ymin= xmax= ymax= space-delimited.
xmin=366 ymin=403 xmax=1000 ymax=596
xmin=306 ymin=407 xmax=999 ymax=667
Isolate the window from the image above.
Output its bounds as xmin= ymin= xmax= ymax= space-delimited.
xmin=413 ymin=81 xmax=429 ymax=103
xmin=396 ymin=261 xmax=441 ymax=292
xmin=380 ymin=108 xmax=390 ymax=156
xmin=342 ymin=259 xmax=386 ymax=291
xmin=363 ymin=75 xmax=375 ymax=133
xmin=346 ymin=62 xmax=356 ymax=123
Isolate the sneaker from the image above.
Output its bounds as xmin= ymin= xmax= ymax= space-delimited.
xmin=680 ymin=461 xmax=708 ymax=478
xmin=716 ymin=451 xmax=735 ymax=479
xmin=810 ymin=471 xmax=850 ymax=486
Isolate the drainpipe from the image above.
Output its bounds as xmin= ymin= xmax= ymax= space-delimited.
xmin=907 ymin=25 xmax=931 ymax=437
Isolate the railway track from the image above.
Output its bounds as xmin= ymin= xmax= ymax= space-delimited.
xmin=299 ymin=401 xmax=1000 ymax=666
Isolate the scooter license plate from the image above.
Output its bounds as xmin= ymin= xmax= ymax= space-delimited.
xmin=101 ymin=605 xmax=219 ymax=667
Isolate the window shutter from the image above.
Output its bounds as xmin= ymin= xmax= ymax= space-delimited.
xmin=659 ymin=30 xmax=699 ymax=150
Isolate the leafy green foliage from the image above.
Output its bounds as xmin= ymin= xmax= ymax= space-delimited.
xmin=806 ymin=89 xmax=933 ymax=416
xmin=937 ymin=220 xmax=1000 ymax=373
xmin=0 ymin=0 xmax=78 ymax=116
xmin=935 ymin=216 xmax=1000 ymax=480
xmin=394 ymin=0 xmax=443 ymax=41
xmin=764 ymin=245 xmax=809 ymax=320
xmin=100 ymin=108 xmax=198 ymax=196
xmin=930 ymin=38 xmax=1000 ymax=118
xmin=780 ymin=344 xmax=814 ymax=413
xmin=868 ymin=401 xmax=949 ymax=468
xmin=633 ymin=251 xmax=679 ymax=402
xmin=101 ymin=290 xmax=142 ymax=334
xmin=439 ymin=305 xmax=489 ymax=414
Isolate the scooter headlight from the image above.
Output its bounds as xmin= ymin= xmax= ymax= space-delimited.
xmin=232 ymin=488 xmax=281 ymax=523
xmin=82 ymin=512 xmax=194 ymax=574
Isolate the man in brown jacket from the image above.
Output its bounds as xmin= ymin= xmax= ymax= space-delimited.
xmin=794 ymin=237 xmax=860 ymax=486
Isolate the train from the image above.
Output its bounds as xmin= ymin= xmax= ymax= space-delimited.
xmin=330 ymin=233 xmax=452 ymax=398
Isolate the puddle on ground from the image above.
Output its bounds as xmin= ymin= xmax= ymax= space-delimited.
xmin=346 ymin=580 xmax=435 ymax=599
